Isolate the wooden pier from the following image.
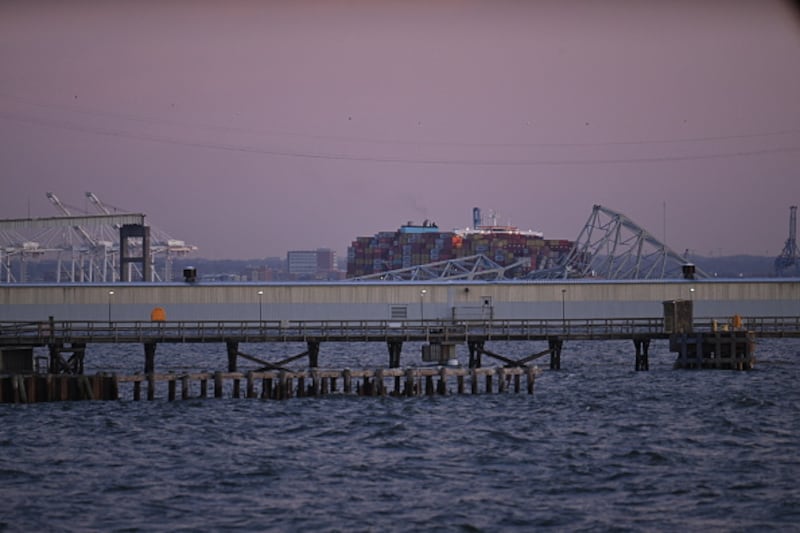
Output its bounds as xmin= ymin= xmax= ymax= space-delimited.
xmin=0 ymin=366 xmax=539 ymax=403
xmin=1 ymin=309 xmax=798 ymax=403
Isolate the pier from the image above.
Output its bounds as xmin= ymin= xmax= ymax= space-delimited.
xmin=2 ymin=279 xmax=799 ymax=402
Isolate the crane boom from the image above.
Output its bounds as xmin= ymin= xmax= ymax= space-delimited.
xmin=46 ymin=192 xmax=97 ymax=247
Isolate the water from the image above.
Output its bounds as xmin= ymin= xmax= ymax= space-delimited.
xmin=2 ymin=339 xmax=799 ymax=531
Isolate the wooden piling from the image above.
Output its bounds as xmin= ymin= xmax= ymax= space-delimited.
xmin=343 ymin=369 xmax=352 ymax=394
xmin=1 ymin=366 xmax=540 ymax=403
xmin=246 ymin=371 xmax=256 ymax=399
xmin=214 ymin=371 xmax=223 ymax=399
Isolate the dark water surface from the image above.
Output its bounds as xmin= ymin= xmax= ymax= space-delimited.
xmin=2 ymin=339 xmax=799 ymax=531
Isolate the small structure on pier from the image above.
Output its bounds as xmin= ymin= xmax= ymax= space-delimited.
xmin=664 ymin=299 xmax=755 ymax=370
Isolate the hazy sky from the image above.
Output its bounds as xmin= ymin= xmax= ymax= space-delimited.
xmin=1 ymin=0 xmax=799 ymax=259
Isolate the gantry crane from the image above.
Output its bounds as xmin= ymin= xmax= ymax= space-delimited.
xmin=46 ymin=192 xmax=117 ymax=282
xmin=775 ymin=206 xmax=799 ymax=277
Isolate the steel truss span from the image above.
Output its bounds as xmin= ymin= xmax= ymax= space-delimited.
xmin=529 ymin=204 xmax=708 ymax=280
xmin=352 ymin=254 xmax=530 ymax=281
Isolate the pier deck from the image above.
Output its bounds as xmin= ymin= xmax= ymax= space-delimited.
xmin=3 ymin=316 xmax=799 ymax=347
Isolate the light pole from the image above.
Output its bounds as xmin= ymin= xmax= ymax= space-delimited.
xmin=420 ymin=289 xmax=427 ymax=324
xmin=561 ymin=288 xmax=566 ymax=331
xmin=689 ymin=287 xmax=695 ymax=301
xmin=107 ymin=290 xmax=114 ymax=322
xmin=257 ymin=290 xmax=264 ymax=322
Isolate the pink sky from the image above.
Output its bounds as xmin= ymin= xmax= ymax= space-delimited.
xmin=1 ymin=0 xmax=799 ymax=259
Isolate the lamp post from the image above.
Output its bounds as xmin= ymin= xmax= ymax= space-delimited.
xmin=689 ymin=287 xmax=695 ymax=301
xmin=107 ymin=290 xmax=114 ymax=322
xmin=257 ymin=290 xmax=264 ymax=322
xmin=561 ymin=288 xmax=566 ymax=331
xmin=420 ymin=289 xmax=427 ymax=324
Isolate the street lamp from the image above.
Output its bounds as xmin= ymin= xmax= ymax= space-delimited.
xmin=107 ymin=290 xmax=114 ymax=322
xmin=420 ymin=289 xmax=427 ymax=324
xmin=257 ymin=290 xmax=264 ymax=322
xmin=689 ymin=287 xmax=695 ymax=301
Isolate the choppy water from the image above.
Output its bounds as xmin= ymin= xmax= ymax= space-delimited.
xmin=2 ymin=339 xmax=799 ymax=531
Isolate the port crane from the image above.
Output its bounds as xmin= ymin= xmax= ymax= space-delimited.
xmin=84 ymin=192 xmax=197 ymax=282
xmin=46 ymin=192 xmax=117 ymax=282
xmin=775 ymin=205 xmax=798 ymax=277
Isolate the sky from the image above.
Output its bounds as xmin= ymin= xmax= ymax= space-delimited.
xmin=1 ymin=0 xmax=799 ymax=260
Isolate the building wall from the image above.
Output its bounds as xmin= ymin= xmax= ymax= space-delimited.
xmin=1 ymin=280 xmax=797 ymax=322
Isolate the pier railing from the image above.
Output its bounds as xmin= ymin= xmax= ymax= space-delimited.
xmin=2 ymin=316 xmax=798 ymax=347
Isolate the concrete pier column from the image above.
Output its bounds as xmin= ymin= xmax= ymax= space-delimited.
xmin=634 ymin=337 xmax=651 ymax=371
xmin=387 ymin=340 xmax=403 ymax=368
xmin=144 ymin=342 xmax=157 ymax=374
xmin=548 ymin=337 xmax=563 ymax=370
xmin=226 ymin=341 xmax=239 ymax=372
xmin=307 ymin=341 xmax=320 ymax=368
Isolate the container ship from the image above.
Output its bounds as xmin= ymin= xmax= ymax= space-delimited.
xmin=346 ymin=208 xmax=574 ymax=278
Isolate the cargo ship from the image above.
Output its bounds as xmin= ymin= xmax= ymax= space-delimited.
xmin=346 ymin=208 xmax=574 ymax=278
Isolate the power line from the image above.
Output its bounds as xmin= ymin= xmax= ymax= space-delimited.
xmin=2 ymin=92 xmax=800 ymax=149
xmin=1 ymin=109 xmax=799 ymax=167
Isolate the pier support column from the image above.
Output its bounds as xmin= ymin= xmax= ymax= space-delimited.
xmin=144 ymin=342 xmax=157 ymax=374
xmin=634 ymin=337 xmax=651 ymax=371
xmin=307 ymin=341 xmax=320 ymax=368
xmin=48 ymin=343 xmax=86 ymax=374
xmin=226 ymin=341 xmax=239 ymax=372
xmin=548 ymin=338 xmax=563 ymax=370
xmin=468 ymin=341 xmax=484 ymax=368
xmin=387 ymin=340 xmax=403 ymax=368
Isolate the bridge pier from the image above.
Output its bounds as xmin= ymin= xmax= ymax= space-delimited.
xmin=144 ymin=342 xmax=157 ymax=373
xmin=307 ymin=341 xmax=320 ymax=368
xmin=468 ymin=340 xmax=484 ymax=368
xmin=548 ymin=337 xmax=563 ymax=370
xmin=387 ymin=340 xmax=403 ymax=368
xmin=634 ymin=337 xmax=651 ymax=371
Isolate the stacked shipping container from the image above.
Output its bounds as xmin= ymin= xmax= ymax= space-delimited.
xmin=346 ymin=222 xmax=573 ymax=278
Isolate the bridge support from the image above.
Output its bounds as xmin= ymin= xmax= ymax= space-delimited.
xmin=634 ymin=337 xmax=651 ymax=371
xmin=548 ymin=337 xmax=563 ymax=370
xmin=468 ymin=340 xmax=484 ymax=368
xmin=144 ymin=342 xmax=157 ymax=373
xmin=307 ymin=341 xmax=320 ymax=368
xmin=387 ymin=340 xmax=403 ymax=368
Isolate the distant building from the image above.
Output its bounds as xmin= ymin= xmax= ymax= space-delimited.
xmin=287 ymin=248 xmax=338 ymax=280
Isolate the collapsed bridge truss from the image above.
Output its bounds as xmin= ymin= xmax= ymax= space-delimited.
xmin=354 ymin=205 xmax=706 ymax=282
xmin=531 ymin=204 xmax=707 ymax=280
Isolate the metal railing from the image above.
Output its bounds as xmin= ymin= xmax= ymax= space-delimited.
xmin=3 ymin=316 xmax=797 ymax=346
